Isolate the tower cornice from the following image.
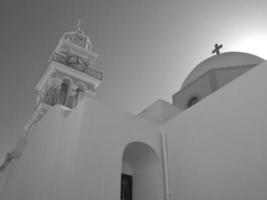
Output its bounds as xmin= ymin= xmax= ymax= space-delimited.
xmin=35 ymin=61 xmax=102 ymax=92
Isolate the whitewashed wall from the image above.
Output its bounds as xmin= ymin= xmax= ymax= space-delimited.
xmin=215 ymin=65 xmax=253 ymax=88
xmin=163 ymin=61 xmax=267 ymax=200
xmin=1 ymin=97 xmax=164 ymax=200
xmin=73 ymin=99 xmax=164 ymax=200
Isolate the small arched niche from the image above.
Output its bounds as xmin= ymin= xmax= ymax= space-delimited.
xmin=71 ymin=82 xmax=87 ymax=108
xmin=58 ymin=78 xmax=72 ymax=107
xmin=76 ymin=82 xmax=86 ymax=100
xmin=187 ymin=95 xmax=200 ymax=108
xmin=121 ymin=142 xmax=164 ymax=200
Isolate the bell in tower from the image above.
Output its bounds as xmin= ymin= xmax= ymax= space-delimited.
xmin=24 ymin=22 xmax=103 ymax=134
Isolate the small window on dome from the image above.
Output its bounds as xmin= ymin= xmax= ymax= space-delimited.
xmin=187 ymin=96 xmax=199 ymax=108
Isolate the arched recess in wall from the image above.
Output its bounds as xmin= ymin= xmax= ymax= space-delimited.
xmin=121 ymin=141 xmax=164 ymax=200
xmin=186 ymin=94 xmax=201 ymax=108
xmin=76 ymin=82 xmax=87 ymax=102
xmin=58 ymin=77 xmax=72 ymax=107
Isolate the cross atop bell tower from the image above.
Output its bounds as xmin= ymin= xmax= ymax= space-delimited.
xmin=24 ymin=23 xmax=103 ymax=134
xmin=76 ymin=19 xmax=82 ymax=32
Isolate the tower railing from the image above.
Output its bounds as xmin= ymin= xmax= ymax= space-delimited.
xmin=52 ymin=53 xmax=103 ymax=81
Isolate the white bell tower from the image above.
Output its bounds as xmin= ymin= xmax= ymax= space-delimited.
xmin=24 ymin=22 xmax=103 ymax=134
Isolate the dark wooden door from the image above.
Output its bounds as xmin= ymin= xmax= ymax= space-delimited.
xmin=121 ymin=174 xmax=133 ymax=200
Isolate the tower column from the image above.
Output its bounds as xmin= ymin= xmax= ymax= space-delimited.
xmin=76 ymin=88 xmax=85 ymax=104
xmin=68 ymin=84 xmax=78 ymax=108
xmin=43 ymin=77 xmax=63 ymax=106
xmin=54 ymin=78 xmax=63 ymax=105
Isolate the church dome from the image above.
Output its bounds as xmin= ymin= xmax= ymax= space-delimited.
xmin=182 ymin=52 xmax=264 ymax=88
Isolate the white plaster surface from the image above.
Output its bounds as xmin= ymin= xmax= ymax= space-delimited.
xmin=215 ymin=66 xmax=253 ymax=88
xmin=2 ymin=52 xmax=267 ymax=200
xmin=163 ymin=61 xmax=267 ymax=200
xmin=121 ymin=161 xmax=133 ymax=175
xmin=138 ymin=99 xmax=182 ymax=125
xmin=1 ymin=98 xmax=164 ymax=200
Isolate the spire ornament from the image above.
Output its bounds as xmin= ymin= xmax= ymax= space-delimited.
xmin=76 ymin=19 xmax=82 ymax=32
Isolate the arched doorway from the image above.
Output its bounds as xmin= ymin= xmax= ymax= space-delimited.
xmin=121 ymin=142 xmax=164 ymax=200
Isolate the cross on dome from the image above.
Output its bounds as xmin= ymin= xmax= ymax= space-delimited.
xmin=212 ymin=43 xmax=223 ymax=55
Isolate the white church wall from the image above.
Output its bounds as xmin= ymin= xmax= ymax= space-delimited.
xmin=138 ymin=99 xmax=182 ymax=125
xmin=122 ymin=161 xmax=133 ymax=175
xmin=1 ymin=96 xmax=165 ymax=200
xmin=1 ymin=105 xmax=66 ymax=200
xmin=1 ymin=101 xmax=87 ymax=200
xmin=173 ymin=73 xmax=212 ymax=109
xmin=215 ymin=65 xmax=253 ymax=89
xmin=163 ymin=61 xmax=267 ymax=200
xmin=0 ymin=159 xmax=16 ymax=194
xmin=68 ymin=99 xmax=164 ymax=200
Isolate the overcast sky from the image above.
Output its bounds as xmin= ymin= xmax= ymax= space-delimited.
xmin=1 ymin=0 xmax=267 ymax=162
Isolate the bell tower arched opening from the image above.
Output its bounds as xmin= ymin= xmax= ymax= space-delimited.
xmin=58 ymin=78 xmax=72 ymax=107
